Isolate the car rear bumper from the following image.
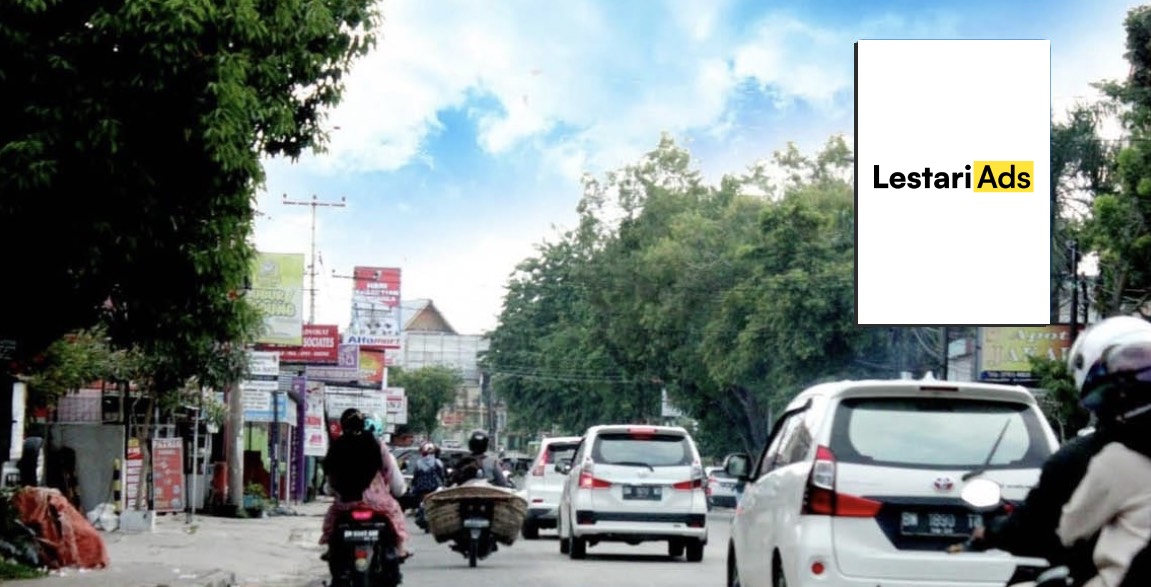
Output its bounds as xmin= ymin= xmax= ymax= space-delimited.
xmin=527 ymin=506 xmax=558 ymax=521
xmin=708 ymin=495 xmax=738 ymax=508
xmin=571 ymin=510 xmax=707 ymax=540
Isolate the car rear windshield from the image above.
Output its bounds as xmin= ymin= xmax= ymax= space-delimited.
xmin=544 ymin=443 xmax=579 ymax=464
xmin=829 ymin=397 xmax=1051 ymax=470
xmin=592 ymin=433 xmax=693 ymax=467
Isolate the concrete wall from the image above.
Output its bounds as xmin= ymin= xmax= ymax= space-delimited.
xmin=50 ymin=423 xmax=125 ymax=516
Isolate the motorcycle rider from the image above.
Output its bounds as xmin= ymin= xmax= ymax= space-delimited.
xmin=449 ymin=429 xmax=514 ymax=488
xmin=319 ymin=408 xmax=412 ymax=561
xmin=411 ymin=442 xmax=446 ymax=529
xmin=1054 ymin=330 xmax=1151 ymax=587
xmin=951 ymin=316 xmax=1151 ymax=584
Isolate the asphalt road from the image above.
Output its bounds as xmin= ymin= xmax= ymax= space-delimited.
xmin=357 ymin=509 xmax=733 ymax=587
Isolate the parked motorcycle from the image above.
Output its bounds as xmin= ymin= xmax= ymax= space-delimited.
xmin=952 ymin=479 xmax=1073 ymax=587
xmin=325 ymin=506 xmax=405 ymax=587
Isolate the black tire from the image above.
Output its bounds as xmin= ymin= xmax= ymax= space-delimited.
xmin=522 ymin=520 xmax=540 ymax=540
xmin=772 ymin=551 xmax=787 ymax=587
xmin=668 ymin=540 xmax=685 ymax=558
xmin=727 ymin=545 xmax=741 ymax=587
xmin=19 ymin=437 xmax=45 ymax=487
xmin=468 ymin=540 xmax=478 ymax=567
xmin=558 ymin=517 xmax=571 ymax=554
xmin=570 ymin=536 xmax=587 ymax=559
xmin=686 ymin=538 xmax=704 ymax=562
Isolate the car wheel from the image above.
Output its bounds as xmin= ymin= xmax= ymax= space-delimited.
xmin=522 ymin=520 xmax=539 ymax=540
xmin=558 ymin=517 xmax=571 ymax=554
xmin=772 ymin=551 xmax=787 ymax=587
xmin=727 ymin=545 xmax=742 ymax=587
xmin=570 ymin=536 xmax=587 ymax=559
xmin=685 ymin=538 xmax=704 ymax=562
xmin=668 ymin=540 xmax=684 ymax=558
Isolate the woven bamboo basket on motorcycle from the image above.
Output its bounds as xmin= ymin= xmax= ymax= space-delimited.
xmin=423 ymin=484 xmax=528 ymax=545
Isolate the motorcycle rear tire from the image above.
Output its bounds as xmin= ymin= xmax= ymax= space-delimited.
xmin=469 ymin=540 xmax=478 ymax=567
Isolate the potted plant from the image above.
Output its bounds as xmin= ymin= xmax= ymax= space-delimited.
xmin=242 ymin=483 xmax=269 ymax=518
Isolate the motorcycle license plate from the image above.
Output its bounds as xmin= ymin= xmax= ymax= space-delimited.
xmin=342 ymin=529 xmax=380 ymax=543
xmin=900 ymin=510 xmax=981 ymax=537
xmin=463 ymin=518 xmax=490 ymax=529
xmin=623 ymin=485 xmax=661 ymax=501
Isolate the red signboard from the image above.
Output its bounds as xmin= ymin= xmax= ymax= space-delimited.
xmin=151 ymin=437 xmax=186 ymax=513
xmin=259 ymin=324 xmax=339 ymax=363
xmin=345 ymin=267 xmax=402 ymax=350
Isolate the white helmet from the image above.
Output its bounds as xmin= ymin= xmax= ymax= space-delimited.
xmin=1068 ymin=316 xmax=1151 ymax=397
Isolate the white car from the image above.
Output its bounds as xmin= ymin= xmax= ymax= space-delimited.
xmin=705 ymin=466 xmax=740 ymax=509
xmin=725 ymin=377 xmax=1058 ymax=587
xmin=557 ymin=424 xmax=709 ymax=561
xmin=520 ymin=436 xmax=583 ymax=539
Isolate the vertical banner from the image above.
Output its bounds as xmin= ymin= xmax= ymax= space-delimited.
xmin=124 ymin=438 xmax=145 ymax=511
xmin=345 ymin=267 xmax=402 ymax=349
xmin=303 ymin=379 xmax=329 ymax=456
xmin=151 ymin=438 xmax=185 ymax=513
xmin=250 ymin=252 xmax=306 ymax=345
xmin=242 ymin=351 xmax=281 ymax=422
xmin=292 ymin=376 xmax=307 ymax=502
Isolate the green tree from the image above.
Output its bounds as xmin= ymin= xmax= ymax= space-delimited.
xmin=390 ymin=365 xmax=463 ymax=438
xmin=0 ymin=0 xmax=380 ymax=381
xmin=1029 ymin=355 xmax=1087 ymax=440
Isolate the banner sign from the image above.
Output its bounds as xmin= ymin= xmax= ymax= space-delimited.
xmin=242 ymin=351 xmax=290 ymax=422
xmin=324 ymin=387 xmax=388 ymax=418
xmin=345 ymin=267 xmax=402 ymax=349
xmin=979 ymin=325 xmax=1078 ymax=382
xmin=124 ymin=438 xmax=145 ymax=511
xmin=303 ymin=379 xmax=328 ymax=457
xmin=250 ymin=252 xmax=306 ymax=346
xmin=384 ymin=387 xmax=408 ymax=425
xmin=151 ymin=438 xmax=186 ymax=513
xmin=338 ymin=344 xmax=360 ymax=369
xmin=261 ymin=324 xmax=339 ymax=363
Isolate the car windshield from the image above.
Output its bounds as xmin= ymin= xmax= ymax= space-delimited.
xmin=830 ymin=397 xmax=1051 ymax=470
xmin=592 ymin=433 xmax=693 ymax=467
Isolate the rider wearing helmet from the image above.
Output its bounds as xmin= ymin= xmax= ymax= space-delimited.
xmin=957 ymin=316 xmax=1151 ymax=583
xmin=1057 ymin=326 xmax=1151 ymax=587
xmin=449 ymin=430 xmax=514 ymax=488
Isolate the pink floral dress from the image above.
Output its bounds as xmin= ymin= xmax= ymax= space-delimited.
xmin=320 ymin=442 xmax=409 ymax=553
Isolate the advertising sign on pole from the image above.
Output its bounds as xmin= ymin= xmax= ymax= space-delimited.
xmin=249 ymin=252 xmax=306 ymax=345
xmin=344 ymin=267 xmax=402 ymax=349
xmin=261 ymin=324 xmax=340 ymax=363
xmin=242 ymin=351 xmax=282 ymax=422
xmin=303 ymin=379 xmax=329 ymax=457
xmin=151 ymin=438 xmax=185 ymax=513
xmin=978 ymin=325 xmax=1079 ymax=382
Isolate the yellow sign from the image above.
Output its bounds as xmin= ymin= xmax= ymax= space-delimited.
xmin=979 ymin=326 xmax=1073 ymax=380
xmin=972 ymin=161 xmax=1034 ymax=193
xmin=249 ymin=252 xmax=306 ymax=345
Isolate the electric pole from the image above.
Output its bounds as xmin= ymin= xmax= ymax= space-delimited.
xmin=282 ymin=194 xmax=346 ymax=324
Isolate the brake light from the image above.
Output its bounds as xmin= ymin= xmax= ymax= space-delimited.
xmin=673 ymin=478 xmax=703 ymax=490
xmin=628 ymin=426 xmax=657 ymax=439
xmin=351 ymin=509 xmax=374 ymax=521
xmin=802 ymin=445 xmax=881 ymax=517
xmin=578 ymin=469 xmax=611 ymax=489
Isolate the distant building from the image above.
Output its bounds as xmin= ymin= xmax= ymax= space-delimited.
xmin=395 ymin=300 xmax=494 ymax=443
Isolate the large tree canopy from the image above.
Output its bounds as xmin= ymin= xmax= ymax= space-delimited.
xmin=0 ymin=0 xmax=379 ymax=380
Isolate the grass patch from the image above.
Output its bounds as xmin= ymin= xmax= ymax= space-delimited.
xmin=0 ymin=559 xmax=46 ymax=580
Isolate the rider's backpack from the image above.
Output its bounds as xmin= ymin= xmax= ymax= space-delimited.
xmin=411 ymin=457 xmax=442 ymax=493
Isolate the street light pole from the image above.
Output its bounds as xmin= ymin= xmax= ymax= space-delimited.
xmin=282 ymin=194 xmax=346 ymax=324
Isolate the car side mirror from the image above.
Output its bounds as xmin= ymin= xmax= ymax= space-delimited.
xmin=555 ymin=459 xmax=572 ymax=474
xmin=724 ymin=453 xmax=752 ymax=480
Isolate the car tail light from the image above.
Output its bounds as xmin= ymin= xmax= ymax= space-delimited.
xmin=802 ymin=445 xmax=881 ymax=517
xmin=673 ymin=463 xmax=704 ymax=491
xmin=351 ymin=509 xmax=374 ymax=521
xmin=532 ymin=451 xmax=548 ymax=476
xmin=578 ymin=465 xmax=611 ymax=489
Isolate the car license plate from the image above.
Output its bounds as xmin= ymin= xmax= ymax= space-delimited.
xmin=900 ymin=511 xmax=981 ymax=537
xmin=720 ymin=482 xmax=734 ymax=489
xmin=463 ymin=518 xmax=490 ymax=529
xmin=622 ymin=485 xmax=662 ymax=501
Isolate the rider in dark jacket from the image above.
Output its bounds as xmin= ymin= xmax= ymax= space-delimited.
xmin=956 ymin=316 xmax=1151 ymax=586
xmin=449 ymin=430 xmax=514 ymax=488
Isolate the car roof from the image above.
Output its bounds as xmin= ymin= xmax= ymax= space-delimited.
xmin=584 ymin=424 xmax=691 ymax=436
xmin=540 ymin=436 xmax=583 ymax=446
xmin=788 ymin=378 xmax=1039 ymax=409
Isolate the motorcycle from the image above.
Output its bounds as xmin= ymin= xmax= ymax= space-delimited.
xmin=953 ymin=479 xmax=1073 ymax=587
xmin=451 ymin=497 xmax=499 ymax=568
xmin=325 ymin=506 xmax=405 ymax=587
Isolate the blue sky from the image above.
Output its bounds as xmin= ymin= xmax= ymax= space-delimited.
xmin=254 ymin=0 xmax=1140 ymax=335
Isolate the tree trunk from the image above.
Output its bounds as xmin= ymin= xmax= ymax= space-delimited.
xmin=226 ymin=380 xmax=245 ymax=507
xmin=133 ymin=395 xmax=155 ymax=511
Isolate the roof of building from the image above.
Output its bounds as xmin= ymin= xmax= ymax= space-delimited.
xmin=399 ymin=299 xmax=458 ymax=335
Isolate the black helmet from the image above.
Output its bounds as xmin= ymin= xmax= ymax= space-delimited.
xmin=340 ymin=408 xmax=365 ymax=435
xmin=468 ymin=430 xmax=490 ymax=454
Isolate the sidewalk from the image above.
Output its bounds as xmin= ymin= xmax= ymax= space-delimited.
xmin=6 ymin=500 xmax=334 ymax=587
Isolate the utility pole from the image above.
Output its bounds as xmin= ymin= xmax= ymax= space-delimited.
xmin=282 ymin=194 xmax=346 ymax=324
xmin=940 ymin=327 xmax=950 ymax=381
xmin=1069 ymin=240 xmax=1080 ymax=341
